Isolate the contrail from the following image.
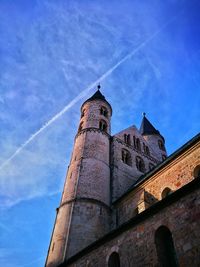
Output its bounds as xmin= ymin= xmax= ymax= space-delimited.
xmin=0 ymin=14 xmax=178 ymax=171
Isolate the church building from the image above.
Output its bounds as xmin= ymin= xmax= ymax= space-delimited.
xmin=45 ymin=87 xmax=200 ymax=267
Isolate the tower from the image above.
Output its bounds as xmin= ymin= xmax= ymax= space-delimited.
xmin=139 ymin=113 xmax=167 ymax=161
xmin=46 ymin=86 xmax=112 ymax=267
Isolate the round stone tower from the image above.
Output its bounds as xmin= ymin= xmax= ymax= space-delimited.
xmin=45 ymin=86 xmax=112 ymax=267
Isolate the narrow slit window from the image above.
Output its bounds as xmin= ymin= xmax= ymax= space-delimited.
xmin=155 ymin=226 xmax=178 ymax=266
xmin=136 ymin=156 xmax=145 ymax=172
xmin=99 ymin=120 xmax=107 ymax=132
xmin=100 ymin=106 xmax=108 ymax=117
xmin=122 ymin=149 xmax=132 ymax=166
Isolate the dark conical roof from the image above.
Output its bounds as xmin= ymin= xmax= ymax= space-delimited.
xmin=81 ymin=86 xmax=112 ymax=113
xmin=87 ymin=89 xmax=106 ymax=102
xmin=140 ymin=115 xmax=161 ymax=136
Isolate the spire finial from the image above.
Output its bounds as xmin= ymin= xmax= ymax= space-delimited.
xmin=142 ymin=112 xmax=146 ymax=117
xmin=97 ymin=83 xmax=101 ymax=90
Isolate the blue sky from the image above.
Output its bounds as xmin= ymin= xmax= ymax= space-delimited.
xmin=0 ymin=0 xmax=199 ymax=266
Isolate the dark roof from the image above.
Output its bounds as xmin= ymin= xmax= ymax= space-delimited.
xmin=88 ymin=89 xmax=106 ymax=101
xmin=139 ymin=115 xmax=161 ymax=136
xmin=81 ymin=89 xmax=112 ymax=113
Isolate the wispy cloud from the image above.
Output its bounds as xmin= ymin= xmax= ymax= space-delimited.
xmin=0 ymin=12 xmax=179 ymax=173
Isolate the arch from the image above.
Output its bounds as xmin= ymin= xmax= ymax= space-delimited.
xmin=100 ymin=106 xmax=108 ymax=117
xmin=155 ymin=226 xmax=178 ymax=267
xmin=146 ymin=146 xmax=150 ymax=156
xmin=143 ymin=143 xmax=150 ymax=156
xmin=136 ymin=138 xmax=141 ymax=151
xmin=161 ymin=187 xmax=172 ymax=199
xmin=158 ymin=140 xmax=165 ymax=151
xmin=136 ymin=156 xmax=145 ymax=172
xmin=124 ymin=134 xmax=131 ymax=145
xmin=99 ymin=120 xmax=107 ymax=132
xmin=108 ymin=252 xmax=120 ymax=267
xmin=133 ymin=136 xmax=136 ymax=148
xmin=122 ymin=149 xmax=132 ymax=166
xmin=193 ymin=165 xmax=200 ymax=178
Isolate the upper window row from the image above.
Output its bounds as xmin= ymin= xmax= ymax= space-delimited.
xmin=81 ymin=106 xmax=108 ymax=119
xmin=121 ymin=149 xmax=154 ymax=172
xmin=124 ymin=134 xmax=150 ymax=156
xmin=78 ymin=120 xmax=108 ymax=132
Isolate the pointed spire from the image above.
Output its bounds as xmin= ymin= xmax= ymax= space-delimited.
xmin=140 ymin=113 xmax=160 ymax=136
xmin=81 ymin=84 xmax=112 ymax=113
xmin=88 ymin=84 xmax=106 ymax=102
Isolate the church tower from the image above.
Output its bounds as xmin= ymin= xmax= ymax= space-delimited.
xmin=139 ymin=114 xmax=167 ymax=161
xmin=45 ymin=86 xmax=112 ymax=267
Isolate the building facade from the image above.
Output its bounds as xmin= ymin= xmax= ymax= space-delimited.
xmin=46 ymin=88 xmax=200 ymax=267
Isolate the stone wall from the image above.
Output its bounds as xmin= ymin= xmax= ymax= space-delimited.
xmin=113 ymin=140 xmax=200 ymax=227
xmin=111 ymin=126 xmax=160 ymax=202
xmin=65 ymin=179 xmax=200 ymax=267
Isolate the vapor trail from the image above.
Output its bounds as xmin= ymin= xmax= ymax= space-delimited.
xmin=0 ymin=14 xmax=178 ymax=171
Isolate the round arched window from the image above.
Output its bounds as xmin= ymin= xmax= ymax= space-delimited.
xmin=193 ymin=165 xmax=200 ymax=178
xmin=161 ymin=187 xmax=172 ymax=199
xmin=108 ymin=252 xmax=120 ymax=267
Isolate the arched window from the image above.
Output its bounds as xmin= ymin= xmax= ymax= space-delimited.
xmin=161 ymin=187 xmax=172 ymax=199
xmin=158 ymin=140 xmax=165 ymax=151
xmin=122 ymin=149 xmax=132 ymax=166
xmin=108 ymin=252 xmax=120 ymax=267
xmin=149 ymin=163 xmax=155 ymax=171
xmin=100 ymin=106 xmax=108 ymax=117
xmin=124 ymin=134 xmax=131 ymax=145
xmin=136 ymin=138 xmax=141 ymax=151
xmin=193 ymin=165 xmax=200 ymax=178
xmin=146 ymin=146 xmax=150 ymax=156
xmin=133 ymin=136 xmax=136 ymax=148
xmin=143 ymin=143 xmax=150 ymax=156
xmin=136 ymin=156 xmax=145 ymax=172
xmin=99 ymin=120 xmax=107 ymax=132
xmin=78 ymin=122 xmax=83 ymax=132
xmin=155 ymin=226 xmax=178 ymax=267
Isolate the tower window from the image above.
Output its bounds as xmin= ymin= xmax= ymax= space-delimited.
xmin=133 ymin=136 xmax=136 ymax=148
xmin=122 ymin=149 xmax=132 ymax=166
xmin=155 ymin=226 xmax=178 ymax=266
xmin=99 ymin=120 xmax=107 ymax=132
xmin=100 ymin=106 xmax=108 ymax=117
xmin=78 ymin=122 xmax=83 ymax=132
xmin=124 ymin=134 xmax=131 ymax=145
xmin=158 ymin=140 xmax=165 ymax=151
xmin=136 ymin=156 xmax=145 ymax=172
xmin=108 ymin=252 xmax=120 ymax=267
xmin=161 ymin=187 xmax=172 ymax=199
xmin=193 ymin=165 xmax=200 ymax=178
xmin=136 ymin=138 xmax=141 ymax=151
xmin=143 ymin=143 xmax=150 ymax=156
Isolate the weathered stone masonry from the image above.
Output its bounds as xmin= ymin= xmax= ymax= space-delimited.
xmin=46 ymin=88 xmax=200 ymax=267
